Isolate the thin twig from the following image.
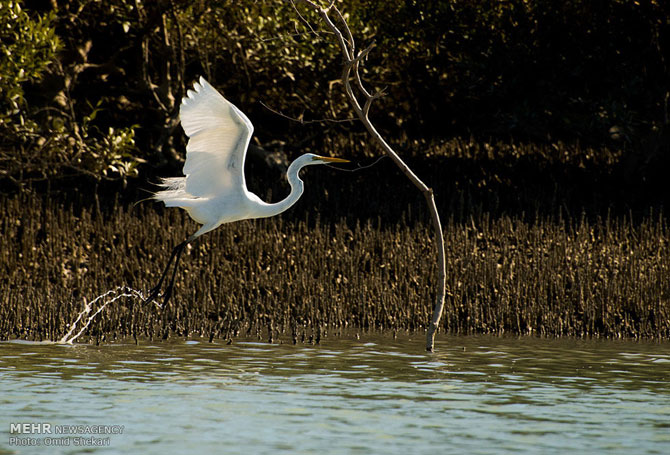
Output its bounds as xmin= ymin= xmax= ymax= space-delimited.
xmin=325 ymin=155 xmax=387 ymax=172
xmin=290 ymin=0 xmax=321 ymax=38
xmin=259 ymin=101 xmax=356 ymax=125
xmin=259 ymin=30 xmax=327 ymax=44
xmin=333 ymin=6 xmax=355 ymax=56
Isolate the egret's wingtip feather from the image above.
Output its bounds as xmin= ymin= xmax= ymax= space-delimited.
xmin=177 ymin=76 xmax=254 ymax=198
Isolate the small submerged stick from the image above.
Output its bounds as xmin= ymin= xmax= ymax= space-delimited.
xmin=60 ymin=286 xmax=145 ymax=344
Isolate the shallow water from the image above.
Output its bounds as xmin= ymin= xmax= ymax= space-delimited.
xmin=1 ymin=334 xmax=669 ymax=454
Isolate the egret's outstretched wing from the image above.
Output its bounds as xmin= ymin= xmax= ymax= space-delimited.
xmin=180 ymin=77 xmax=254 ymax=197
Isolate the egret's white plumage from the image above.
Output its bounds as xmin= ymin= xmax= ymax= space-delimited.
xmin=147 ymin=77 xmax=348 ymax=305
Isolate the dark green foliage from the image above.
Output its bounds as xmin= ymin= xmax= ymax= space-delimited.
xmin=0 ymin=2 xmax=59 ymax=110
xmin=0 ymin=1 xmax=139 ymax=188
xmin=1 ymin=0 xmax=668 ymax=186
xmin=350 ymin=0 xmax=670 ymax=142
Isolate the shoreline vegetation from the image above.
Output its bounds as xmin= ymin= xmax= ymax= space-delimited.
xmin=2 ymin=143 xmax=669 ymax=343
xmin=2 ymin=2 xmax=669 ymax=343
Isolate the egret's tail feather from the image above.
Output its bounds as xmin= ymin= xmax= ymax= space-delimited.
xmin=152 ymin=177 xmax=197 ymax=206
xmin=157 ymin=177 xmax=186 ymax=191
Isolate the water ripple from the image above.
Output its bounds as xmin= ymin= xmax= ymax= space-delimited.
xmin=1 ymin=334 xmax=669 ymax=454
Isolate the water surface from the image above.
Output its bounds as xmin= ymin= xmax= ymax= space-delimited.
xmin=1 ymin=334 xmax=669 ymax=454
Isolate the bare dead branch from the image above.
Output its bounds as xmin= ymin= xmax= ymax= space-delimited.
xmin=332 ymin=6 xmax=355 ymax=55
xmin=352 ymin=42 xmax=375 ymax=100
xmin=363 ymin=86 xmax=386 ymax=119
xmin=289 ymin=0 xmax=448 ymax=351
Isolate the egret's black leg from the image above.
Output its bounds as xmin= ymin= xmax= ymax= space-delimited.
xmin=161 ymin=241 xmax=188 ymax=306
xmin=145 ymin=240 xmax=188 ymax=305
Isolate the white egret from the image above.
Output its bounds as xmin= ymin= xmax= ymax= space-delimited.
xmin=145 ymin=77 xmax=349 ymax=305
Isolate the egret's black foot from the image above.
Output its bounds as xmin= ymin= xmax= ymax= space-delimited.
xmin=144 ymin=275 xmax=177 ymax=308
xmin=161 ymin=285 xmax=174 ymax=307
xmin=144 ymin=285 xmax=162 ymax=306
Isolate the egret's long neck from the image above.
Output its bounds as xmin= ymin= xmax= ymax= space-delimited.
xmin=256 ymin=159 xmax=305 ymax=218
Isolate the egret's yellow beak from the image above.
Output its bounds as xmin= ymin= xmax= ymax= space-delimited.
xmin=314 ymin=155 xmax=350 ymax=163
